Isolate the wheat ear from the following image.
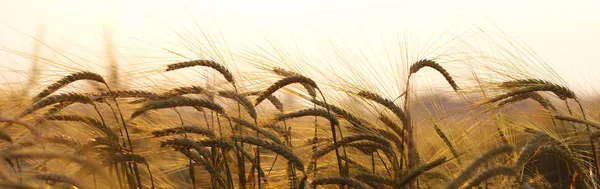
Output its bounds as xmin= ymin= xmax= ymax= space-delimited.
xmin=160 ymin=138 xmax=215 ymax=175
xmin=232 ymin=118 xmax=283 ymax=144
xmin=218 ymin=90 xmax=257 ymax=119
xmin=409 ymin=59 xmax=458 ymax=91
xmin=166 ymin=60 xmax=235 ymax=84
xmin=499 ymin=79 xmax=576 ymax=100
xmin=446 ymin=144 xmax=514 ymax=189
xmin=554 ymin=115 xmax=600 ymax=130
xmin=42 ymin=114 xmax=118 ymax=141
xmin=19 ymin=93 xmax=94 ymax=119
xmin=355 ymin=172 xmax=393 ymax=186
xmin=130 ymin=97 xmax=224 ymax=118
xmin=311 ymin=99 xmax=366 ymax=129
xmin=272 ymin=67 xmax=317 ymax=98
xmin=515 ymin=133 xmax=552 ymax=169
xmin=151 ymin=125 xmax=215 ymax=138
xmin=275 ymin=107 xmax=338 ymax=125
xmin=463 ymin=166 xmax=516 ymax=188
xmin=358 ymin=90 xmax=407 ymax=127
xmin=255 ymin=75 xmax=318 ymax=106
xmin=396 ymin=157 xmax=447 ymax=188
xmin=32 ymin=71 xmax=106 ymax=101
xmin=92 ymin=90 xmax=162 ymax=102
xmin=488 ymin=84 xmax=577 ymax=103
xmin=33 ymin=173 xmax=82 ymax=188
xmin=233 ymin=136 xmax=304 ymax=171
xmin=497 ymin=92 xmax=557 ymax=111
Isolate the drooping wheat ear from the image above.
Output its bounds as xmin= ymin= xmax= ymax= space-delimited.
xmin=255 ymin=75 xmax=318 ymax=106
xmin=497 ymin=92 xmax=557 ymax=111
xmin=312 ymin=134 xmax=391 ymax=160
xmin=358 ymin=90 xmax=407 ymax=127
xmin=42 ymin=135 xmax=81 ymax=149
xmin=395 ymin=157 xmax=447 ymax=188
xmin=130 ymin=97 xmax=224 ymax=118
xmin=539 ymin=144 xmax=592 ymax=184
xmin=163 ymin=85 xmax=212 ymax=97
xmin=165 ymin=60 xmax=235 ymax=84
xmin=311 ymin=177 xmax=367 ymax=189
xmin=494 ymin=80 xmax=576 ymax=101
xmin=32 ymin=71 xmax=106 ymax=102
xmin=514 ymin=132 xmax=552 ymax=169
xmin=463 ymin=166 xmax=517 ymax=188
xmin=431 ymin=123 xmax=460 ymax=164
xmin=19 ymin=93 xmax=94 ymax=119
xmin=553 ymin=115 xmax=600 ymax=130
xmin=42 ymin=114 xmax=118 ymax=141
xmin=195 ymin=139 xmax=233 ymax=149
xmin=151 ymin=125 xmax=215 ymax=138
xmin=446 ymin=144 xmax=514 ymax=189
xmin=33 ymin=173 xmax=82 ymax=188
xmin=409 ymin=59 xmax=459 ymax=91
xmin=160 ymin=138 xmax=214 ymax=174
xmin=355 ymin=172 xmax=393 ymax=187
xmin=378 ymin=114 xmax=404 ymax=139
xmin=272 ymin=67 xmax=317 ymax=98
xmin=104 ymin=153 xmax=147 ymax=166
xmin=243 ymin=91 xmax=284 ymax=112
xmin=45 ymin=102 xmax=75 ymax=115
xmin=233 ymin=136 xmax=304 ymax=171
xmin=92 ymin=90 xmax=162 ymax=102
xmin=312 ymin=99 xmax=366 ymax=129
xmin=218 ymin=90 xmax=257 ymax=119
xmin=275 ymin=107 xmax=338 ymax=125
xmin=232 ymin=118 xmax=283 ymax=144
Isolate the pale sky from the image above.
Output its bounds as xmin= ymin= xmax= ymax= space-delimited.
xmin=0 ymin=0 xmax=599 ymax=94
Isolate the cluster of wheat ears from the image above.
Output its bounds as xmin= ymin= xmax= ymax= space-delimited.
xmin=0 ymin=44 xmax=599 ymax=189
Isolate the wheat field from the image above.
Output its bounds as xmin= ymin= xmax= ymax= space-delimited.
xmin=1 ymin=3 xmax=599 ymax=189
